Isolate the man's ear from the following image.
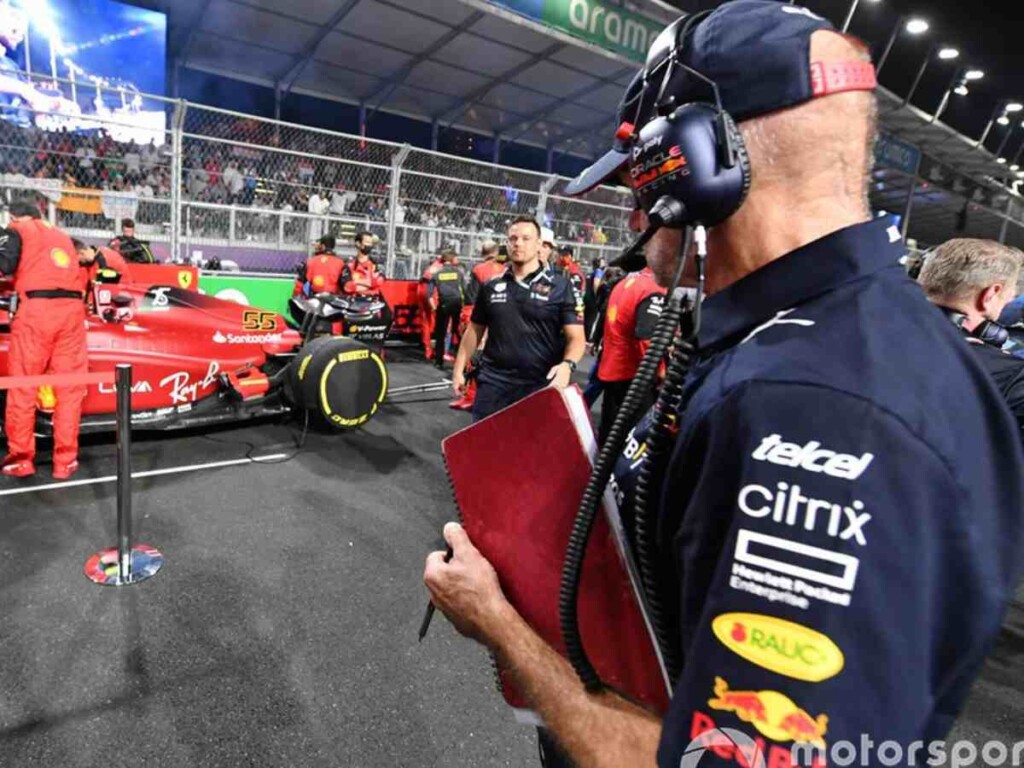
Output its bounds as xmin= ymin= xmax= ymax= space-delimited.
xmin=979 ymin=283 xmax=1005 ymax=314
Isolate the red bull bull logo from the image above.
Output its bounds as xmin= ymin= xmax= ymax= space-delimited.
xmin=708 ymin=677 xmax=828 ymax=749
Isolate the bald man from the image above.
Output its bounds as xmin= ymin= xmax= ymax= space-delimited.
xmin=423 ymin=3 xmax=1024 ymax=767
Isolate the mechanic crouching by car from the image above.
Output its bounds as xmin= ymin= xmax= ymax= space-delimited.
xmin=341 ymin=231 xmax=385 ymax=296
xmin=425 ymin=4 xmax=1024 ymax=767
xmin=294 ymin=235 xmax=345 ymax=297
xmin=73 ymin=239 xmax=132 ymax=288
xmin=0 ymin=200 xmax=87 ymax=479
xmin=918 ymin=238 xmax=1024 ymax=441
xmin=452 ymin=215 xmax=584 ymax=422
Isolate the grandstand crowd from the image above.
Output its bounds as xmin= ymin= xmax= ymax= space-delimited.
xmin=0 ymin=115 xmax=630 ymax=255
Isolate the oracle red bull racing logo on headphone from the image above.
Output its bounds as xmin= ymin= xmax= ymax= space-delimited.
xmin=630 ymin=142 xmax=688 ymax=191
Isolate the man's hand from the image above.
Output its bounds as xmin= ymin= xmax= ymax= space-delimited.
xmin=452 ymin=367 xmax=466 ymax=395
xmin=423 ymin=522 xmax=513 ymax=646
xmin=547 ymin=361 xmax=573 ymax=390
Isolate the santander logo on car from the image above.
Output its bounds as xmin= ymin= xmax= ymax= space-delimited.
xmin=212 ymin=330 xmax=283 ymax=344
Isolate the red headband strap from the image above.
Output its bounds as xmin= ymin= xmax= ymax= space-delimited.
xmin=810 ymin=60 xmax=877 ymax=98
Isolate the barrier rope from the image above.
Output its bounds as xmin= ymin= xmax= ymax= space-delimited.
xmin=0 ymin=372 xmax=114 ymax=390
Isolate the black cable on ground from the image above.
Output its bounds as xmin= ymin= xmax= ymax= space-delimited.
xmin=200 ymin=410 xmax=310 ymax=464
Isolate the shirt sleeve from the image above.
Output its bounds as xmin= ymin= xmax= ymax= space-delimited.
xmin=0 ymin=227 xmax=22 ymax=277
xmin=470 ymin=285 xmax=489 ymax=326
xmin=655 ymin=381 xmax=993 ymax=767
xmin=634 ymin=292 xmax=665 ymax=341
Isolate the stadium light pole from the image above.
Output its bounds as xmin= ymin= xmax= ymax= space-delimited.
xmin=995 ymin=121 xmax=1021 ymax=160
xmin=903 ymin=44 xmax=959 ymax=108
xmin=977 ymin=101 xmax=1024 ymax=148
xmin=876 ymin=17 xmax=929 ymax=77
xmin=931 ymin=67 xmax=984 ymax=124
xmin=1009 ymin=139 xmax=1024 ymax=172
xmin=842 ymin=0 xmax=881 ymax=34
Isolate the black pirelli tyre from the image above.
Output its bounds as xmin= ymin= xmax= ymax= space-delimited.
xmin=287 ymin=336 xmax=388 ymax=430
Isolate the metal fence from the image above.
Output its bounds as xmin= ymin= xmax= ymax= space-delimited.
xmin=5 ymin=74 xmax=1023 ymax=277
xmin=0 ymin=75 xmax=634 ymax=277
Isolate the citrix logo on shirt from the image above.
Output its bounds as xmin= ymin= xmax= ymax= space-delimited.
xmin=738 ymin=482 xmax=871 ymax=545
xmin=752 ymin=434 xmax=874 ymax=480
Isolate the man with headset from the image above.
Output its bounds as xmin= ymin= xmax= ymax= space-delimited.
xmin=919 ymin=238 xmax=1024 ymax=439
xmin=424 ymin=3 xmax=1023 ymax=767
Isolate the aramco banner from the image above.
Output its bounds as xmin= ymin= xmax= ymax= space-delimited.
xmin=487 ymin=0 xmax=664 ymax=64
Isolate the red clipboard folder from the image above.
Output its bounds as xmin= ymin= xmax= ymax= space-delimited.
xmin=441 ymin=385 xmax=671 ymax=724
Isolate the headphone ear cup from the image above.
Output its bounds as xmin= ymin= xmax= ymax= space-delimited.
xmin=974 ymin=320 xmax=1010 ymax=347
xmin=720 ymin=110 xmax=752 ymax=207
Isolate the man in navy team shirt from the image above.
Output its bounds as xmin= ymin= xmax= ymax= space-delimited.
xmin=425 ymin=3 xmax=1024 ymax=767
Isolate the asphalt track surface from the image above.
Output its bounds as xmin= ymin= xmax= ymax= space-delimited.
xmin=1 ymin=348 xmax=1022 ymax=767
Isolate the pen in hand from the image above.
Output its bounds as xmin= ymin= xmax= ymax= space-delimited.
xmin=418 ymin=545 xmax=454 ymax=642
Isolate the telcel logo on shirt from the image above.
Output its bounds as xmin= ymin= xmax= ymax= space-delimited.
xmin=711 ymin=613 xmax=844 ymax=682
xmin=752 ymin=434 xmax=873 ymax=480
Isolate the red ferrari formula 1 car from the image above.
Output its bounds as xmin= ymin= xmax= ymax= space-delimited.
xmin=0 ymin=268 xmax=389 ymax=434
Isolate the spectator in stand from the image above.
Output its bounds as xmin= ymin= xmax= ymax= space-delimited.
xmin=539 ymin=226 xmax=557 ymax=276
xmin=330 ymin=183 xmax=356 ymax=217
xmin=141 ymin=138 xmax=159 ymax=170
xmin=308 ymin=188 xmax=329 ymax=241
xmin=222 ymin=161 xmax=244 ymax=202
xmin=123 ymin=141 xmax=141 ymax=180
xmin=187 ymin=164 xmax=209 ymax=199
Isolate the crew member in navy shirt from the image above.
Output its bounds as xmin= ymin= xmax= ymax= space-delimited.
xmin=452 ymin=215 xmax=585 ymax=421
xmin=425 ymin=4 xmax=1024 ymax=767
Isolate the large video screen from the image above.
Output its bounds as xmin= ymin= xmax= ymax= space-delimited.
xmin=0 ymin=0 xmax=167 ymax=143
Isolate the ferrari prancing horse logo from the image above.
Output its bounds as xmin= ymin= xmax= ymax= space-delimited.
xmin=178 ymin=271 xmax=193 ymax=289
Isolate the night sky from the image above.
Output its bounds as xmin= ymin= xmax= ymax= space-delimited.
xmin=671 ymin=0 xmax=1024 ymax=157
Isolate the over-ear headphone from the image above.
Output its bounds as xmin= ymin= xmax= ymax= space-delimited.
xmin=942 ymin=307 xmax=1010 ymax=348
xmin=625 ymin=12 xmax=751 ymax=229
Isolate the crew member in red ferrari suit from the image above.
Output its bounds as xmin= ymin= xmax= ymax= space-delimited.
xmin=450 ymin=241 xmax=508 ymax=410
xmin=419 ymin=252 xmax=445 ymax=360
xmin=595 ymin=267 xmax=665 ymax=444
xmin=294 ymin=235 xmax=345 ymax=297
xmin=342 ymin=231 xmax=385 ymax=296
xmin=73 ymin=239 xmax=132 ymax=289
xmin=0 ymin=200 xmax=88 ymax=479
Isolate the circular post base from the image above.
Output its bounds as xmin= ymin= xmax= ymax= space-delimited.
xmin=84 ymin=544 xmax=163 ymax=586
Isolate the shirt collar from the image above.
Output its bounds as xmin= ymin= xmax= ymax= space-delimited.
xmin=505 ymin=264 xmax=546 ymax=287
xmin=698 ymin=219 xmax=905 ymax=349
